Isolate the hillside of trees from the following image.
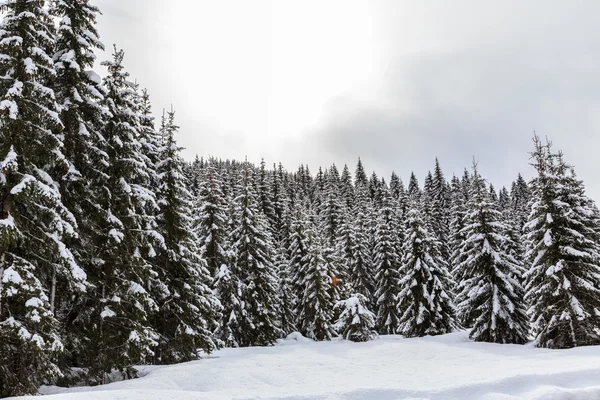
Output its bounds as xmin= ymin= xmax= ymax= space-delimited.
xmin=1 ymin=0 xmax=600 ymax=397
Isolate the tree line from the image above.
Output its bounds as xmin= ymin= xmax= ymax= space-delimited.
xmin=1 ymin=0 xmax=600 ymax=397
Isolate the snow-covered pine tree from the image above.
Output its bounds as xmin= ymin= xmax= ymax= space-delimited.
xmin=257 ymin=158 xmax=276 ymax=232
xmin=498 ymin=187 xmax=510 ymax=211
xmin=340 ymin=164 xmax=354 ymax=210
xmin=510 ymin=173 xmax=531 ymax=233
xmin=373 ymin=186 xmax=401 ymax=334
xmin=297 ymin=214 xmax=337 ymax=341
xmin=430 ymin=158 xmax=450 ymax=261
xmin=274 ymin=240 xmax=296 ymax=336
xmin=334 ymin=294 xmax=376 ymax=342
xmin=196 ymin=162 xmax=229 ymax=277
xmin=524 ymin=136 xmax=600 ymax=348
xmin=50 ymin=0 xmax=113 ymax=375
xmin=455 ymin=162 xmax=529 ymax=344
xmin=229 ymin=162 xmax=281 ymax=346
xmin=449 ymin=175 xmax=468 ymax=282
xmin=389 ymin=171 xmax=401 ymax=200
xmin=354 ymin=158 xmax=368 ymax=188
xmin=288 ymin=200 xmax=311 ymax=321
xmin=369 ymin=171 xmax=380 ymax=203
xmin=271 ymin=162 xmax=290 ymax=244
xmin=397 ymin=202 xmax=457 ymax=337
xmin=408 ymin=172 xmax=421 ymax=200
xmin=489 ymin=183 xmax=498 ymax=203
xmin=347 ymin=184 xmax=375 ymax=304
xmin=0 ymin=1 xmax=87 ymax=395
xmin=76 ymin=48 xmax=160 ymax=381
xmin=153 ymin=109 xmax=221 ymax=363
xmin=213 ymin=262 xmax=243 ymax=347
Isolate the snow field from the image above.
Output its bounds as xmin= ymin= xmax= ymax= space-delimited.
xmin=22 ymin=331 xmax=600 ymax=400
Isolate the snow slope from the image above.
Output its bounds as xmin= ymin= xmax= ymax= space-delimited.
xmin=18 ymin=331 xmax=600 ymax=400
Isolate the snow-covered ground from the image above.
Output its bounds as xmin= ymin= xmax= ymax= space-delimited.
xmin=18 ymin=331 xmax=600 ymax=400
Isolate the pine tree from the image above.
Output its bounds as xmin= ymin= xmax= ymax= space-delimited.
xmin=257 ymin=158 xmax=276 ymax=231
xmin=389 ymin=171 xmax=402 ymax=200
xmin=455 ymin=162 xmax=529 ymax=344
xmin=430 ymin=159 xmax=450 ymax=260
xmin=397 ymin=203 xmax=457 ymax=337
xmin=153 ymin=109 xmax=221 ymax=363
xmin=347 ymin=185 xmax=375 ymax=303
xmin=271 ymin=162 xmax=290 ymax=244
xmin=297 ymin=216 xmax=337 ymax=341
xmin=354 ymin=158 xmax=368 ymax=188
xmin=229 ymin=163 xmax=281 ymax=346
xmin=76 ymin=48 xmax=160 ymax=381
xmin=449 ymin=175 xmax=468 ymax=281
xmin=373 ymin=187 xmax=401 ymax=334
xmin=340 ymin=164 xmax=354 ymax=210
xmin=524 ymin=137 xmax=600 ymax=348
xmin=408 ymin=172 xmax=421 ymax=200
xmin=196 ymin=162 xmax=229 ymax=277
xmin=510 ymin=173 xmax=531 ymax=232
xmin=0 ymin=1 xmax=87 ymax=395
xmin=498 ymin=187 xmax=510 ymax=211
xmin=274 ymin=240 xmax=296 ymax=336
xmin=334 ymin=294 xmax=376 ymax=342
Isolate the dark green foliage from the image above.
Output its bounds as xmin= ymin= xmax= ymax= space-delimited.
xmin=524 ymin=137 xmax=600 ymax=349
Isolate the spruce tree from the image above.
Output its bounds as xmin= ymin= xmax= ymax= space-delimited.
xmin=77 ymin=48 xmax=160 ymax=381
xmin=196 ymin=162 xmax=229 ymax=277
xmin=455 ymin=163 xmax=529 ymax=344
xmin=408 ymin=172 xmax=421 ymax=200
xmin=0 ymin=1 xmax=86 ymax=395
xmin=510 ymin=173 xmax=531 ymax=232
xmin=297 ymin=216 xmax=337 ymax=341
xmin=397 ymin=203 xmax=457 ymax=337
xmin=354 ymin=158 xmax=368 ymax=188
xmin=334 ymin=294 xmax=376 ymax=342
xmin=524 ymin=137 xmax=600 ymax=348
xmin=340 ymin=164 xmax=354 ymax=210
xmin=229 ymin=163 xmax=281 ymax=346
xmin=373 ymin=187 xmax=401 ymax=334
xmin=347 ymin=185 xmax=375 ymax=303
xmin=430 ymin=159 xmax=450 ymax=261
xmin=153 ymin=109 xmax=220 ymax=363
xmin=288 ymin=200 xmax=310 ymax=315
xmin=274 ymin=240 xmax=296 ymax=336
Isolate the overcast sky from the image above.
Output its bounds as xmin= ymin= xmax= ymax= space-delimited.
xmin=94 ymin=0 xmax=600 ymax=199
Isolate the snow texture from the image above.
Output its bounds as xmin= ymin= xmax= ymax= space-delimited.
xmin=29 ymin=331 xmax=600 ymax=400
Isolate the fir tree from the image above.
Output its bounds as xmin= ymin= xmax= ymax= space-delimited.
xmin=229 ymin=163 xmax=281 ymax=346
xmin=524 ymin=137 xmax=600 ymax=348
xmin=196 ymin=162 xmax=229 ymax=277
xmin=274 ymin=240 xmax=296 ymax=336
xmin=397 ymin=203 xmax=457 ymax=337
xmin=455 ymin=162 xmax=529 ymax=344
xmin=78 ymin=48 xmax=160 ymax=382
xmin=354 ymin=158 xmax=368 ymax=188
xmin=510 ymin=173 xmax=531 ymax=232
xmin=0 ymin=1 xmax=86 ymax=395
xmin=297 ymin=216 xmax=337 ymax=341
xmin=334 ymin=294 xmax=376 ymax=342
xmin=347 ymin=185 xmax=375 ymax=303
xmin=153 ymin=109 xmax=221 ymax=363
xmin=340 ymin=164 xmax=354 ymax=210
xmin=373 ymin=187 xmax=401 ymax=334
xmin=408 ymin=172 xmax=421 ymax=200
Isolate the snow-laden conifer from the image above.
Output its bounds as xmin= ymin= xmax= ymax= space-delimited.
xmin=0 ymin=1 xmax=86 ymax=395
xmin=524 ymin=136 xmax=600 ymax=348
xmin=397 ymin=202 xmax=457 ymax=337
xmin=334 ymin=294 xmax=376 ymax=342
xmin=455 ymin=162 xmax=529 ymax=344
